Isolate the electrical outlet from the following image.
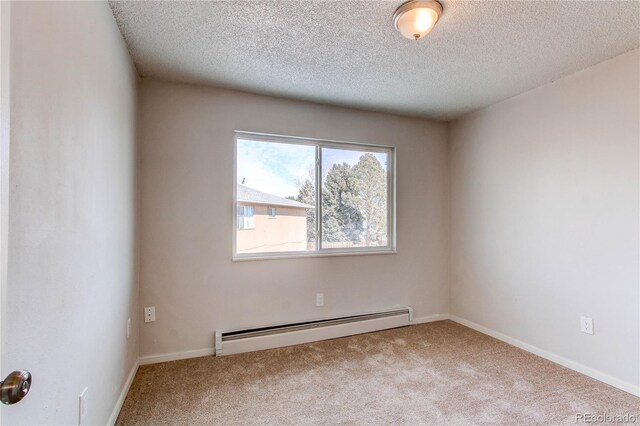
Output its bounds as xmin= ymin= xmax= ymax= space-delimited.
xmin=144 ymin=307 xmax=156 ymax=323
xmin=316 ymin=293 xmax=324 ymax=307
xmin=580 ymin=315 xmax=594 ymax=335
xmin=79 ymin=387 xmax=88 ymax=425
xmin=127 ymin=317 xmax=131 ymax=338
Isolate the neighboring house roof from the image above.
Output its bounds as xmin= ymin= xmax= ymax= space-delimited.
xmin=237 ymin=184 xmax=314 ymax=209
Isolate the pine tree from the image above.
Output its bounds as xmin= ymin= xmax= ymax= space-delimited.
xmin=295 ymin=155 xmax=387 ymax=247
xmin=350 ymin=154 xmax=387 ymax=245
xmin=323 ymin=163 xmax=362 ymax=243
xmin=296 ymin=178 xmax=317 ymax=243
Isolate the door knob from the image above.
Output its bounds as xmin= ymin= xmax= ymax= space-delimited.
xmin=0 ymin=370 xmax=31 ymax=405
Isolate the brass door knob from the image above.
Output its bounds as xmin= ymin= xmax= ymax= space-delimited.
xmin=0 ymin=370 xmax=31 ymax=405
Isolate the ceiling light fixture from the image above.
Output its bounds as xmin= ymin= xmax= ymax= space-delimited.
xmin=393 ymin=0 xmax=442 ymax=41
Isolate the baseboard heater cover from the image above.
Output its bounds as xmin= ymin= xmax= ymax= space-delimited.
xmin=215 ymin=306 xmax=413 ymax=356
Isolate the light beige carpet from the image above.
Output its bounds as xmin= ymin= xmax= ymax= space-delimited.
xmin=116 ymin=320 xmax=639 ymax=425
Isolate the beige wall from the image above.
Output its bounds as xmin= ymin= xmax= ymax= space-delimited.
xmin=6 ymin=2 xmax=138 ymax=424
xmin=450 ymin=49 xmax=639 ymax=389
xmin=137 ymin=79 xmax=449 ymax=357
xmin=236 ymin=204 xmax=308 ymax=254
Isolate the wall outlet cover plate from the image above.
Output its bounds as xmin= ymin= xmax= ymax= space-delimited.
xmin=580 ymin=315 xmax=594 ymax=335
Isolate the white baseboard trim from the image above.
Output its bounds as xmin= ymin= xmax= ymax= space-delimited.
xmin=449 ymin=315 xmax=640 ymax=397
xmin=410 ymin=313 xmax=450 ymax=324
xmin=139 ymin=347 xmax=215 ymax=366
xmin=107 ymin=359 xmax=139 ymax=425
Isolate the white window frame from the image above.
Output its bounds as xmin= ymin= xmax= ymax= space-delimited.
xmin=233 ymin=131 xmax=396 ymax=261
xmin=267 ymin=207 xmax=277 ymax=218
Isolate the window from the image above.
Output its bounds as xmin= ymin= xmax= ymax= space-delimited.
xmin=237 ymin=206 xmax=255 ymax=230
xmin=234 ymin=132 xmax=395 ymax=259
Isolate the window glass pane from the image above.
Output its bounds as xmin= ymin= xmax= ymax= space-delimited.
xmin=236 ymin=139 xmax=316 ymax=254
xmin=321 ymin=147 xmax=389 ymax=249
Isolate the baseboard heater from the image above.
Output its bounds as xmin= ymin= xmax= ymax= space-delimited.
xmin=215 ymin=306 xmax=413 ymax=356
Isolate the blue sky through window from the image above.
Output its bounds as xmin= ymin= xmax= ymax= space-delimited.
xmin=237 ymin=139 xmax=388 ymax=199
xmin=237 ymin=139 xmax=314 ymax=198
xmin=322 ymin=148 xmax=388 ymax=180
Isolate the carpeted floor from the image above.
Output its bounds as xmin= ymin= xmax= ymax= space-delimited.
xmin=116 ymin=320 xmax=639 ymax=425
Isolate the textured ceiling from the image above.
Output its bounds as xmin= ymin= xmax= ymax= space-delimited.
xmin=109 ymin=1 xmax=640 ymax=120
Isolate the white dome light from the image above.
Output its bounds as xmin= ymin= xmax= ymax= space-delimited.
xmin=393 ymin=0 xmax=443 ymax=41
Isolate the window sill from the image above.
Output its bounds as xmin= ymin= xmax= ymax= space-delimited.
xmin=232 ymin=248 xmax=397 ymax=262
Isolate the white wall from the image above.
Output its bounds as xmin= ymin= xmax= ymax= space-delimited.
xmin=4 ymin=2 xmax=138 ymax=424
xmin=137 ymin=80 xmax=449 ymax=358
xmin=450 ymin=49 xmax=639 ymax=390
